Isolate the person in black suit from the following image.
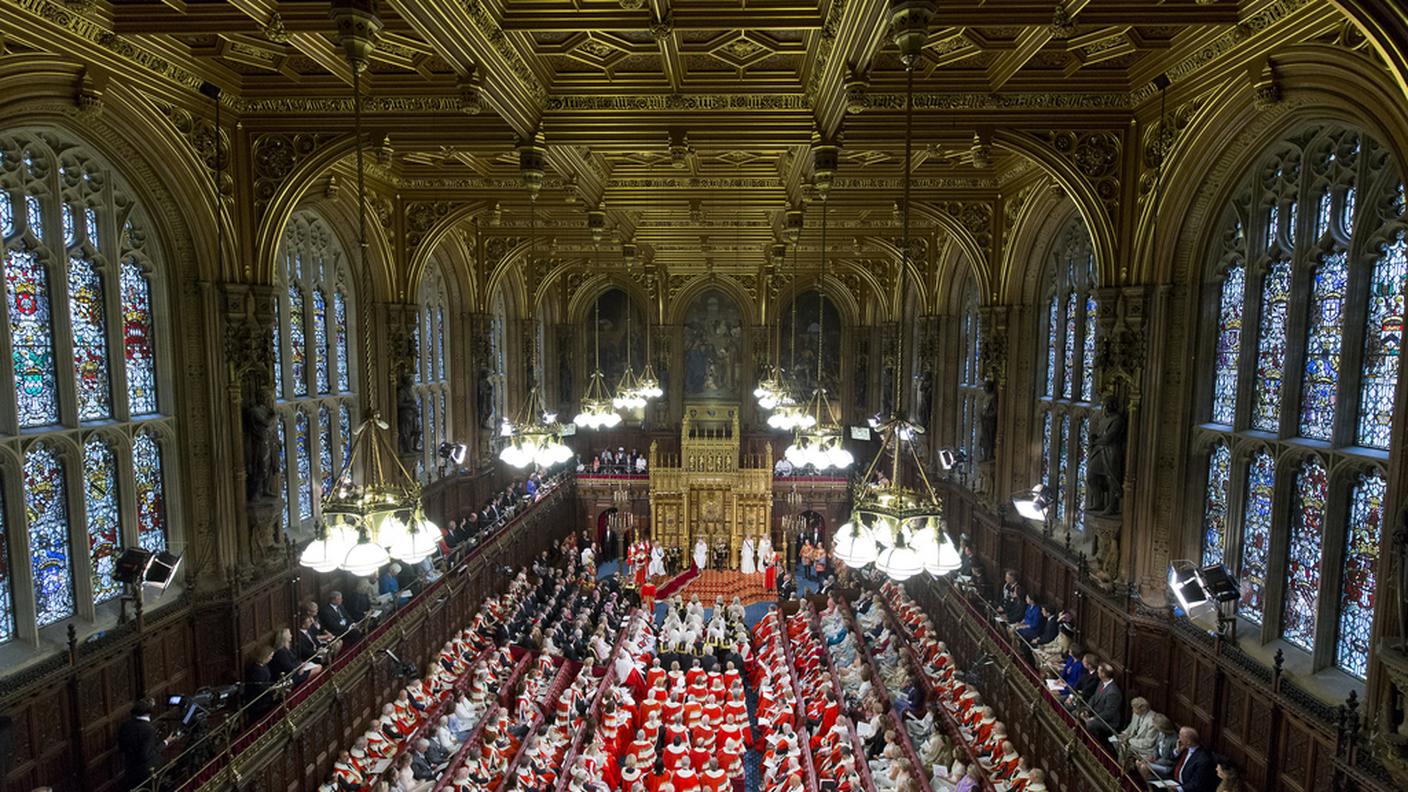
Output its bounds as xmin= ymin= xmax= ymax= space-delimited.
xmin=118 ymin=697 xmax=168 ymax=792
xmin=243 ymin=645 xmax=277 ymax=721
xmin=295 ymin=613 xmax=323 ymax=663
xmin=1083 ymin=662 xmax=1123 ymax=740
xmin=319 ymin=590 xmax=362 ymax=643
xmin=1169 ymin=727 xmax=1217 ymax=792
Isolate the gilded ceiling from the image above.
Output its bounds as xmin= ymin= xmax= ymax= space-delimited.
xmin=4 ymin=0 xmax=1355 ymax=309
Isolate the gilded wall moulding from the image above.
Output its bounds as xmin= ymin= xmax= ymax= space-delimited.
xmin=457 ymin=0 xmax=546 ymax=102
xmin=606 ymin=177 xmax=784 ymax=190
xmin=1139 ymin=97 xmax=1206 ymax=199
xmin=405 ymin=200 xmax=458 ymax=253
xmin=152 ymin=100 xmax=232 ymax=197
xmin=802 ymin=0 xmax=846 ymax=101
xmin=235 ymin=96 xmax=466 ymax=115
xmin=1127 ymin=0 xmax=1311 ymax=102
xmin=17 ymin=0 xmax=216 ymax=99
xmin=1000 ymin=184 xmax=1038 ymax=261
xmin=833 ymin=175 xmax=999 ymax=190
xmin=251 ymin=133 xmax=331 ymax=222
xmin=543 ymin=94 xmax=812 ymax=112
xmin=864 ymin=92 xmax=1132 ymax=111
xmin=1039 ymin=129 xmax=1123 ymax=225
xmin=939 ymin=200 xmax=995 ymax=259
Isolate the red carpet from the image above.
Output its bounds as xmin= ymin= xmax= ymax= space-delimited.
xmin=654 ymin=566 xmax=698 ymax=599
xmin=674 ymin=570 xmax=775 ymax=605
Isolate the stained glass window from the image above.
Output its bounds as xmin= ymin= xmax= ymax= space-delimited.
xmin=334 ymin=290 xmax=350 ymax=392
xmin=1252 ymin=260 xmax=1291 ymax=431
xmin=1357 ymin=232 xmax=1404 ymax=448
xmin=25 ymin=445 xmax=74 ymax=627
xmin=0 ymin=487 xmax=13 ymax=643
xmin=440 ymin=391 xmax=447 ymax=442
xmin=312 ymin=288 xmax=329 ymax=394
xmin=83 ymin=438 xmax=122 ymax=604
xmin=277 ymin=418 xmax=289 ymax=532
xmin=288 ymin=284 xmax=306 ymax=397
xmin=131 ymin=432 xmax=167 ymax=553
xmin=1298 ymin=252 xmax=1348 ymax=440
xmin=318 ymin=405 xmax=333 ymax=499
xmin=1062 ymin=291 xmax=1077 ymax=399
xmin=85 ymin=207 xmax=98 ymax=248
xmin=1337 ymin=471 xmax=1385 ymax=678
xmin=120 ymin=261 xmax=158 ymax=415
xmin=6 ymin=250 xmax=60 ymax=426
xmin=68 ymin=256 xmax=112 ymax=420
xmin=272 ymin=298 xmax=283 ymax=396
xmin=1315 ymin=188 xmax=1332 ymax=239
xmin=1343 ymin=186 xmax=1357 ymax=232
xmin=295 ymin=411 xmax=312 ymax=521
xmin=1212 ymin=262 xmax=1245 ymax=425
xmin=62 ymin=204 xmax=75 ymax=246
xmin=339 ymin=403 xmax=352 ymax=471
xmin=1239 ymin=450 xmax=1275 ymax=625
xmin=425 ymin=394 xmax=435 ymax=460
xmin=1040 ymin=412 xmax=1052 ymax=488
xmin=1201 ymin=443 xmax=1232 ymax=567
xmin=0 ymin=189 xmax=12 ymax=236
xmin=1045 ymin=295 xmax=1058 ymax=397
xmin=1074 ymin=418 xmax=1089 ymax=533
xmin=1055 ymin=415 xmax=1069 ymax=526
xmin=436 ymin=306 xmax=446 ymax=382
xmin=27 ymin=195 xmax=43 ymax=240
xmin=1081 ymin=295 xmax=1097 ymax=401
xmin=422 ymin=306 xmax=433 ymax=382
xmin=1282 ymin=458 xmax=1328 ymax=651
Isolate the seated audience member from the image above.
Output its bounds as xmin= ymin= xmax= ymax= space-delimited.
xmin=243 ymin=645 xmax=277 ymax=720
xmin=320 ymin=590 xmax=362 ymax=643
xmin=1168 ymin=727 xmax=1217 ymax=792
xmin=1215 ymin=759 xmax=1245 ymax=792
xmin=1013 ymin=594 xmax=1045 ymax=642
xmin=1136 ymin=714 xmax=1180 ymax=781
xmin=1084 ymin=662 xmax=1123 ymax=741
xmin=1112 ymin=697 xmax=1158 ymax=756
xmin=269 ymin=626 xmax=314 ymax=686
xmin=1062 ymin=653 xmax=1100 ymax=707
xmin=345 ymin=577 xmax=375 ymax=623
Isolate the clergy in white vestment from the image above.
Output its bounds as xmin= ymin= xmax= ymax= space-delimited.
xmin=758 ymin=536 xmax=773 ymax=567
xmin=693 ymin=538 xmax=708 ymax=571
xmin=649 ymin=544 xmax=666 ymax=577
xmin=740 ymin=536 xmax=756 ymax=574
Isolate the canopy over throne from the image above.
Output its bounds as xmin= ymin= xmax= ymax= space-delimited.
xmin=648 ymin=404 xmax=772 ymax=569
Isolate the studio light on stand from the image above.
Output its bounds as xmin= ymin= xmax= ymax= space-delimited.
xmin=1011 ymin=484 xmax=1054 ymax=523
xmin=1168 ymin=560 xmax=1240 ymax=639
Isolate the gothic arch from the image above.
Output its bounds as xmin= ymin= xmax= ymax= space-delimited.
xmin=567 ymin=274 xmax=652 ymax=326
xmin=773 ymin=275 xmax=862 ymax=329
xmin=405 ymin=201 xmax=489 ymax=294
xmin=1143 ymin=45 xmax=1408 ymax=288
xmin=1005 ymin=198 xmax=1088 ymax=307
xmin=252 ymin=133 xmax=362 ymax=285
xmin=912 ymin=203 xmax=989 ymax=304
xmin=289 ymin=187 xmax=396 ymax=306
xmin=665 ymin=275 xmax=757 ymax=326
xmin=991 ymin=129 xmax=1120 ymax=289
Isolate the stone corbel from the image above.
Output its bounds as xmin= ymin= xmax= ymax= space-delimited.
xmin=978 ymin=305 xmax=1009 ymax=389
xmin=1249 ymin=58 xmax=1281 ymax=109
xmin=75 ymin=66 xmax=108 ymax=118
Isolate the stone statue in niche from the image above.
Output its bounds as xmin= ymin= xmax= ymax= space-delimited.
xmin=915 ymin=369 xmax=933 ymax=427
xmin=853 ymin=340 xmax=869 ymax=413
xmin=243 ymin=384 xmax=282 ymax=503
xmin=397 ymin=371 xmax=422 ymax=454
xmin=977 ymin=379 xmax=998 ymax=462
xmin=477 ymin=367 xmax=494 ymax=429
xmin=1087 ymin=394 xmax=1126 ymax=515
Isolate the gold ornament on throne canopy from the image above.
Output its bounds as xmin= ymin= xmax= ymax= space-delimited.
xmin=648 ymin=402 xmax=773 ymax=567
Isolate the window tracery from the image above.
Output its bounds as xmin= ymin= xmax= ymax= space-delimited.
xmin=270 ymin=211 xmax=356 ymax=532
xmin=0 ymin=129 xmax=175 ymax=645
xmin=1036 ymin=215 xmax=1098 ymax=534
xmin=1195 ymin=122 xmax=1402 ymax=677
xmin=417 ymin=263 xmax=451 ymax=478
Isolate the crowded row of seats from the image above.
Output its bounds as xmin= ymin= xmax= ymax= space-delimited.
xmin=785 ymin=600 xmax=872 ymax=792
xmin=556 ymin=598 xmax=755 ymax=792
xmin=749 ymin=609 xmax=817 ymax=792
xmin=821 ymin=595 xmax=936 ymax=792
xmin=322 ymin=572 xmax=534 ymax=792
xmin=441 ymin=468 xmax=565 ymax=552
xmin=979 ymin=571 xmax=1231 ymax=791
xmin=879 ymin=581 xmax=1048 ymax=792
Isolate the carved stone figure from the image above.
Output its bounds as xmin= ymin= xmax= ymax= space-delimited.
xmin=397 ymin=372 xmax=422 ymax=454
xmin=1088 ymin=395 xmax=1127 ymax=515
xmin=477 ymin=367 xmax=495 ymax=429
xmin=916 ymin=369 xmax=933 ymax=426
xmin=977 ymin=379 xmax=998 ymax=462
xmin=243 ymin=385 xmax=281 ymax=502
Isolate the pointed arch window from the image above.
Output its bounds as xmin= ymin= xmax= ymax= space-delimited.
xmin=132 ymin=431 xmax=167 ymax=554
xmin=1036 ymin=215 xmax=1098 ymax=535
xmin=2 ymin=129 xmax=178 ymax=647
xmin=417 ymin=263 xmax=452 ymax=479
xmin=956 ymin=280 xmax=982 ymax=480
xmin=270 ymin=211 xmax=357 ymax=532
xmin=1193 ymin=123 xmax=1403 ymax=679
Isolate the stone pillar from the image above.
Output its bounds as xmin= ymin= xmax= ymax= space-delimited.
xmin=467 ymin=312 xmax=495 ymax=467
